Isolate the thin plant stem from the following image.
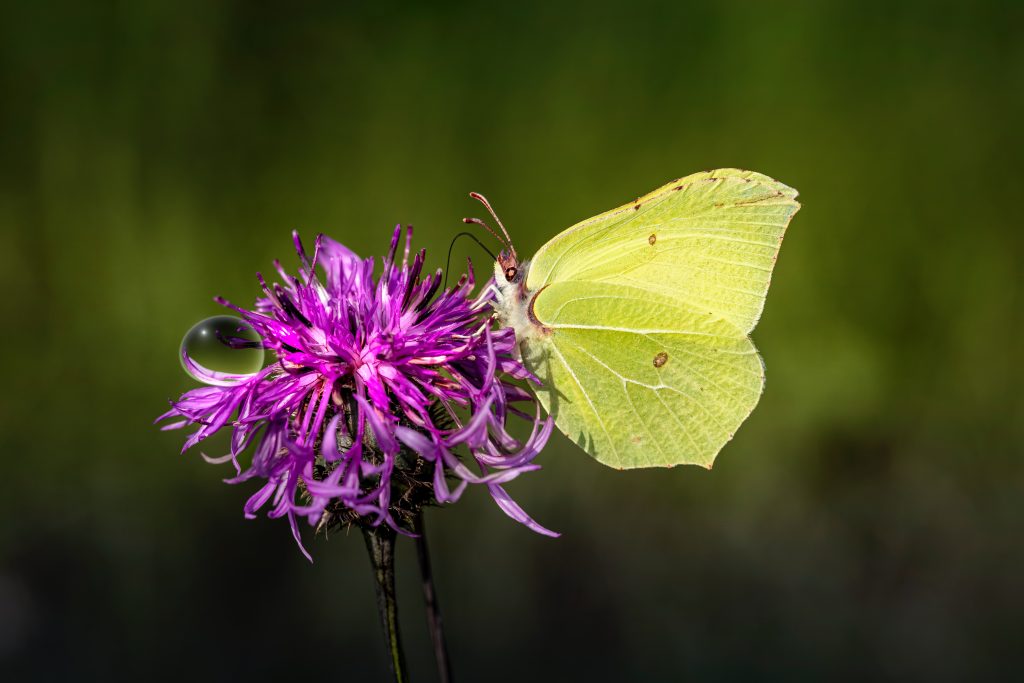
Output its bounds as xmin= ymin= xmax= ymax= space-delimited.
xmin=413 ymin=512 xmax=453 ymax=683
xmin=363 ymin=525 xmax=409 ymax=683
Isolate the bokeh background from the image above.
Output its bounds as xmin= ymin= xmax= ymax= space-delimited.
xmin=2 ymin=1 xmax=1022 ymax=680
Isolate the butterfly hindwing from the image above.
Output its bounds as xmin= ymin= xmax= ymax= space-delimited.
xmin=522 ymin=280 xmax=764 ymax=469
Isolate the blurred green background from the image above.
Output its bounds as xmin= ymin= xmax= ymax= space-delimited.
xmin=2 ymin=1 xmax=1022 ymax=680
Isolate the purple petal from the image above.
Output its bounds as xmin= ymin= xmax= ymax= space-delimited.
xmin=488 ymin=484 xmax=559 ymax=538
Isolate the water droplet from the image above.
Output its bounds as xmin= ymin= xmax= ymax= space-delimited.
xmin=180 ymin=315 xmax=265 ymax=386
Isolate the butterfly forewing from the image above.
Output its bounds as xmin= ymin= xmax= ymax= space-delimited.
xmin=526 ymin=169 xmax=799 ymax=335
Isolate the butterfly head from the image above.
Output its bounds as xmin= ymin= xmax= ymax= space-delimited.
xmin=497 ymin=248 xmax=521 ymax=285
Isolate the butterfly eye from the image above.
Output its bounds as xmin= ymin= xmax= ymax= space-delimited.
xmin=504 ymin=266 xmax=517 ymax=281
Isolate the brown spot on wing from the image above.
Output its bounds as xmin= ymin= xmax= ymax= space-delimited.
xmin=653 ymin=351 xmax=668 ymax=368
xmin=648 ymin=233 xmax=656 ymax=245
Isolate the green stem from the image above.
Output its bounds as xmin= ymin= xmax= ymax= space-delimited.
xmin=413 ymin=512 xmax=453 ymax=683
xmin=363 ymin=525 xmax=409 ymax=683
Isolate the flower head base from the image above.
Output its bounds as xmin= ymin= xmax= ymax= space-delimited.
xmin=159 ymin=226 xmax=555 ymax=559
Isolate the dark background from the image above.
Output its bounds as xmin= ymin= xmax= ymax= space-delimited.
xmin=2 ymin=1 xmax=1022 ymax=680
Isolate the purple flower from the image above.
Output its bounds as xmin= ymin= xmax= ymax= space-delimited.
xmin=158 ymin=226 xmax=556 ymax=559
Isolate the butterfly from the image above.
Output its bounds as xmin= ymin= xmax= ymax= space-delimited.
xmin=467 ymin=169 xmax=800 ymax=470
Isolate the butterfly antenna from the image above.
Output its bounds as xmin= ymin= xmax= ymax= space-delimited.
xmin=462 ymin=217 xmax=510 ymax=252
xmin=467 ymin=192 xmax=516 ymax=257
xmin=444 ymin=231 xmax=496 ymax=289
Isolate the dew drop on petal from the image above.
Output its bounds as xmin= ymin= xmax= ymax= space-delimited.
xmin=180 ymin=315 xmax=265 ymax=386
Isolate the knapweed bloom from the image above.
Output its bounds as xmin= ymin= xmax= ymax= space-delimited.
xmin=158 ymin=226 xmax=555 ymax=559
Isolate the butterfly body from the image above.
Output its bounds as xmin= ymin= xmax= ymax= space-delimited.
xmin=489 ymin=169 xmax=800 ymax=470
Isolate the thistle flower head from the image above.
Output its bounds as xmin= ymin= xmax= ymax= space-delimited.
xmin=158 ymin=226 xmax=555 ymax=559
